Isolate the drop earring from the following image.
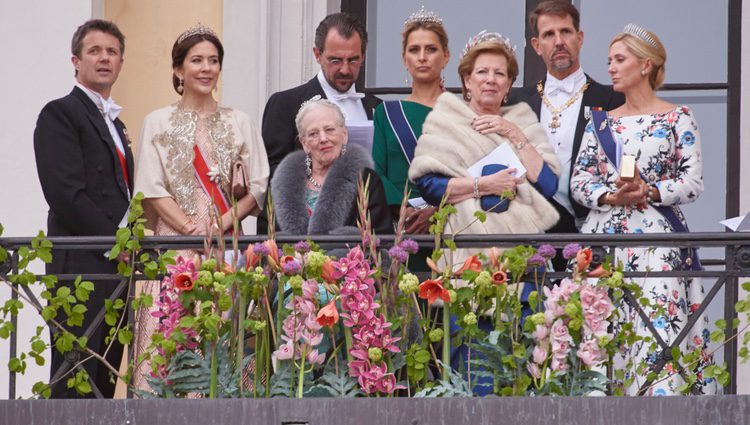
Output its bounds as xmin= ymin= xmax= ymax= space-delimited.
xmin=177 ymin=78 xmax=184 ymax=94
xmin=405 ymin=69 xmax=410 ymax=85
xmin=305 ymin=152 xmax=312 ymax=177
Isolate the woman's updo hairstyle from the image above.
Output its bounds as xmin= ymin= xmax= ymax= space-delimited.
xmin=171 ymin=24 xmax=224 ymax=95
xmin=611 ymin=23 xmax=666 ymax=90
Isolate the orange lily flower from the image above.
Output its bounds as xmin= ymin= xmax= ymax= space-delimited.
xmin=588 ymin=265 xmax=611 ymax=278
xmin=174 ymin=272 xmax=195 ymax=292
xmin=316 ymin=301 xmax=340 ymax=328
xmin=455 ymin=255 xmax=482 ymax=276
xmin=321 ymin=258 xmax=337 ymax=284
xmin=576 ymin=248 xmax=593 ymax=272
xmin=418 ymin=279 xmax=451 ymax=305
xmin=244 ymin=246 xmax=261 ymax=270
xmin=265 ymin=239 xmax=279 ymax=269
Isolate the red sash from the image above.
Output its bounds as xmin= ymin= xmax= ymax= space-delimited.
xmin=115 ymin=147 xmax=130 ymax=189
xmin=193 ymin=144 xmax=230 ymax=215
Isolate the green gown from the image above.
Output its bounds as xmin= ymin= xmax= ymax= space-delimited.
xmin=372 ymin=100 xmax=432 ymax=272
xmin=372 ymin=100 xmax=432 ymax=206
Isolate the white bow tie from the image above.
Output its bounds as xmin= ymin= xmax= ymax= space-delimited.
xmin=545 ymin=79 xmax=575 ymax=96
xmin=331 ymin=92 xmax=365 ymax=101
xmin=100 ymin=98 xmax=122 ymax=121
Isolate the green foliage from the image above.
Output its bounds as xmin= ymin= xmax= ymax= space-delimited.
xmin=268 ymin=361 xmax=305 ymax=398
xmin=308 ymin=367 xmax=361 ymax=397
xmin=413 ymin=361 xmax=472 ymax=397
xmin=405 ymin=343 xmax=431 ymax=387
xmin=66 ymin=369 xmax=92 ymax=396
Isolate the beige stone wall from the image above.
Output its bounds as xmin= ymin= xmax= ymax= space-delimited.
xmin=104 ymin=0 xmax=223 ymax=150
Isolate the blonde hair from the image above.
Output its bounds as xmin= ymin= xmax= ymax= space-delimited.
xmin=402 ymin=20 xmax=449 ymax=56
xmin=610 ymin=28 xmax=666 ymax=90
xmin=458 ymin=41 xmax=518 ymax=101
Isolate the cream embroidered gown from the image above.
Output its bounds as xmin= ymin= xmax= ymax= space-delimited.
xmin=131 ymin=104 xmax=268 ymax=392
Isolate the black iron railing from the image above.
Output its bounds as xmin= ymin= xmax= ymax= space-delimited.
xmin=2 ymin=232 xmax=749 ymax=398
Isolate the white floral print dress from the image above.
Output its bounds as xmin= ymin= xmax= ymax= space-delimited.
xmin=570 ymin=106 xmax=716 ymax=395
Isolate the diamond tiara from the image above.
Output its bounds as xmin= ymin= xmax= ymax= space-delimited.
xmin=177 ymin=23 xmax=217 ymax=45
xmin=404 ymin=5 xmax=443 ymax=26
xmin=461 ymin=30 xmax=515 ymax=59
xmin=298 ymin=95 xmax=323 ymax=113
xmin=622 ymin=23 xmax=658 ymax=49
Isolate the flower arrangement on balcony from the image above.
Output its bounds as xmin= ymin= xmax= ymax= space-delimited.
xmin=127 ymin=182 xmax=628 ymax=398
xmin=0 ymin=186 xmax=746 ymax=399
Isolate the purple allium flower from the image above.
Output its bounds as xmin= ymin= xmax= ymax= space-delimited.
xmin=252 ymin=242 xmax=270 ymax=256
xmin=537 ymin=244 xmax=556 ymax=259
xmin=294 ymin=240 xmax=311 ymax=253
xmin=388 ymin=246 xmax=409 ymax=264
xmin=399 ymin=239 xmax=419 ymax=254
xmin=562 ymin=243 xmax=582 ymax=260
xmin=527 ymin=253 xmax=545 ymax=267
xmin=281 ymin=259 xmax=302 ymax=275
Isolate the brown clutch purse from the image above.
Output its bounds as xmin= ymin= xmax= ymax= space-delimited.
xmin=230 ymin=160 xmax=250 ymax=199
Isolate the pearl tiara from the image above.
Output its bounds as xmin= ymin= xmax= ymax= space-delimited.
xmin=622 ymin=23 xmax=658 ymax=49
xmin=461 ymin=30 xmax=515 ymax=59
xmin=177 ymin=23 xmax=217 ymax=45
xmin=404 ymin=5 xmax=443 ymax=26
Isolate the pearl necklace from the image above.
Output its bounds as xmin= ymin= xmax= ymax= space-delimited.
xmin=536 ymin=81 xmax=590 ymax=134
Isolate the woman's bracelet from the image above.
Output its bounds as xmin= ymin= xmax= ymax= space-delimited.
xmin=646 ymin=185 xmax=656 ymax=203
xmin=513 ymin=138 xmax=528 ymax=150
xmin=179 ymin=217 xmax=192 ymax=233
xmin=473 ymin=177 xmax=480 ymax=199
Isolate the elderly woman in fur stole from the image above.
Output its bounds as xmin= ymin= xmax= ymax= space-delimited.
xmin=409 ymin=31 xmax=561 ymax=395
xmin=272 ymin=96 xmax=392 ymax=236
xmin=409 ymin=31 xmax=561 ymax=270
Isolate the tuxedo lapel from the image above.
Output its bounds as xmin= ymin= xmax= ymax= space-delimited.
xmin=72 ymin=88 xmax=130 ymax=199
xmin=570 ymin=77 xmax=593 ymax=179
xmin=529 ymin=77 xmax=544 ymax=118
xmin=307 ymin=77 xmax=327 ymax=99
xmin=114 ymin=120 xmax=134 ymax=193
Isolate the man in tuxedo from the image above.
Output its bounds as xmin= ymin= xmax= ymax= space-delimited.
xmin=34 ymin=19 xmax=132 ymax=398
xmin=511 ymin=1 xmax=624 ymax=266
xmin=259 ymin=13 xmax=381 ymax=233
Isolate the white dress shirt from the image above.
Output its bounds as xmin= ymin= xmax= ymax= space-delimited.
xmin=75 ymin=82 xmax=130 ymax=227
xmin=316 ymin=71 xmax=368 ymax=123
xmin=538 ymin=67 xmax=587 ymax=216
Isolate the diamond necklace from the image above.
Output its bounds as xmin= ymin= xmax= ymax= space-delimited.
xmin=308 ymin=175 xmax=322 ymax=189
xmin=536 ymin=80 xmax=590 ymax=134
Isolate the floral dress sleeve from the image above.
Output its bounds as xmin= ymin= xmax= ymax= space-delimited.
xmin=570 ymin=119 xmax=617 ymax=211
xmin=653 ymin=106 xmax=703 ymax=206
